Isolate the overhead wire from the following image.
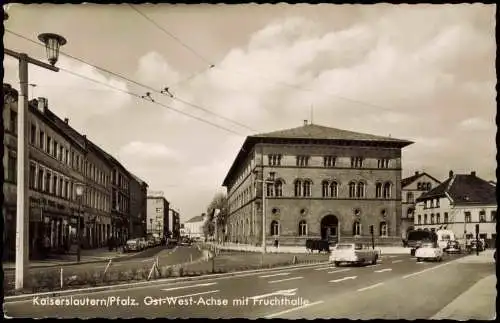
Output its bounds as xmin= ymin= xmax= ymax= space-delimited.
xmin=5 ymin=29 xmax=256 ymax=133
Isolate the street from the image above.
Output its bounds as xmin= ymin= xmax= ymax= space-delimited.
xmin=3 ymin=246 xmax=202 ymax=291
xmin=4 ymin=252 xmax=495 ymax=319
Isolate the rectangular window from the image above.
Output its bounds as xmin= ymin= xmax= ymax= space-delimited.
xmin=59 ymin=178 xmax=63 ymax=197
xmin=444 ymin=212 xmax=449 ymax=223
xmin=30 ymin=123 xmax=36 ymax=145
xmin=29 ymin=163 xmax=36 ymax=189
xmin=46 ymin=136 xmax=52 ymax=154
xmin=351 ymin=157 xmax=363 ymax=168
xmin=296 ymin=155 xmax=309 ymax=167
xmin=323 ymin=156 xmax=336 ymax=167
xmin=10 ymin=110 xmax=17 ymax=134
xmin=52 ymin=175 xmax=57 ymax=195
xmin=53 ymin=141 xmax=58 ymax=158
xmin=38 ymin=168 xmax=44 ymax=191
xmin=464 ymin=211 xmax=471 ymax=223
xmin=377 ymin=158 xmax=390 ymax=168
xmin=65 ymin=149 xmax=69 ymax=165
xmin=69 ymin=182 xmax=73 ymax=201
xmin=39 ymin=131 xmax=45 ymax=150
xmin=7 ymin=152 xmax=17 ymax=182
xmin=479 ymin=211 xmax=486 ymax=223
xmin=63 ymin=180 xmax=68 ymax=199
xmin=59 ymin=146 xmax=64 ymax=161
xmin=45 ymin=172 xmax=51 ymax=193
xmin=156 ymin=208 xmax=162 ymax=213
xmin=268 ymin=154 xmax=282 ymax=166
xmin=491 ymin=210 xmax=497 ymax=222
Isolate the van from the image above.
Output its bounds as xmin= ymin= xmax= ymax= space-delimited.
xmin=407 ymin=230 xmax=437 ymax=256
xmin=436 ymin=229 xmax=455 ymax=250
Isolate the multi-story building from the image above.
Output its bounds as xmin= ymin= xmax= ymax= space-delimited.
xmin=400 ymin=171 xmax=441 ymax=238
xmin=183 ymin=214 xmax=206 ymax=239
xmin=222 ymin=121 xmax=414 ymax=246
xmin=3 ymin=85 xmax=87 ymax=260
xmin=146 ymin=194 xmax=169 ymax=239
xmin=129 ymin=174 xmax=148 ymax=238
xmin=110 ymin=162 xmax=132 ymax=242
xmin=170 ymin=208 xmax=181 ymax=239
xmin=414 ymin=170 xmax=497 ymax=246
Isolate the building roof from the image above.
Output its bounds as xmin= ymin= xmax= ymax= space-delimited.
xmin=222 ymin=123 xmax=414 ymax=186
xmin=130 ymin=173 xmax=148 ymax=187
xmin=253 ymin=123 xmax=413 ymax=144
xmin=401 ymin=171 xmax=442 ymax=188
xmin=185 ymin=215 xmax=204 ymax=223
xmin=416 ymin=172 xmax=496 ymax=205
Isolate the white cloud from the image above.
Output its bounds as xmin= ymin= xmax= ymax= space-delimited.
xmin=119 ymin=141 xmax=180 ymax=161
xmin=458 ymin=117 xmax=492 ymax=131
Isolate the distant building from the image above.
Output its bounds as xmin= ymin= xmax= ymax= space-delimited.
xmin=129 ymin=174 xmax=148 ymax=238
xmin=183 ymin=214 xmax=207 ymax=239
xmin=170 ymin=208 xmax=181 ymax=239
xmin=222 ymin=121 xmax=413 ymax=246
xmin=414 ymin=171 xmax=497 ymax=246
xmin=146 ymin=194 xmax=169 ymax=238
xmin=401 ymin=171 xmax=441 ymax=238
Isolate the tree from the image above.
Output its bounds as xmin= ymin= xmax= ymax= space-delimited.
xmin=202 ymin=220 xmax=215 ymax=241
xmin=206 ymin=192 xmax=229 ymax=242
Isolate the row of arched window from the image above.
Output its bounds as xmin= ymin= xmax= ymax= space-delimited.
xmin=265 ymin=179 xmax=393 ymax=198
xmin=268 ymin=220 xmax=389 ymax=237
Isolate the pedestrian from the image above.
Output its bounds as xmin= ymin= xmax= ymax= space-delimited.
xmin=43 ymin=236 xmax=51 ymax=258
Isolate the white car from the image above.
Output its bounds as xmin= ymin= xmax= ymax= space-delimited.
xmin=415 ymin=242 xmax=444 ymax=262
xmin=329 ymin=243 xmax=380 ymax=266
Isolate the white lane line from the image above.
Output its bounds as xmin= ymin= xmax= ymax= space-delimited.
xmin=366 ymin=264 xmax=380 ymax=268
xmin=388 ymin=255 xmax=397 ymax=258
xmin=314 ymin=266 xmax=332 ymax=271
xmin=164 ymin=290 xmax=219 ymax=300
xmin=357 ymin=282 xmax=384 ymax=292
xmin=141 ymin=258 xmax=154 ymax=262
xmin=327 ymin=269 xmax=351 ymax=274
xmin=259 ymin=273 xmax=290 ymax=278
xmin=392 ymin=260 xmax=403 ymax=264
xmin=161 ymin=282 xmax=217 ymax=291
xmin=329 ymin=276 xmax=357 ymax=283
xmin=374 ymin=268 xmax=392 ymax=273
xmin=403 ymin=261 xmax=452 ymax=279
xmin=268 ymin=276 xmax=303 ymax=284
xmin=248 ymin=288 xmax=298 ymax=300
xmin=264 ymin=300 xmax=325 ymax=318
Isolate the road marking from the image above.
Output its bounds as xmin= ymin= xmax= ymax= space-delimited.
xmin=314 ymin=266 xmax=332 ymax=271
xmin=388 ymin=255 xmax=397 ymax=258
xmin=392 ymin=260 xmax=403 ymax=264
xmin=327 ymin=269 xmax=351 ymax=274
xmin=268 ymin=276 xmax=303 ymax=284
xmin=161 ymin=282 xmax=217 ymax=291
xmin=366 ymin=264 xmax=380 ymax=268
xmin=329 ymin=276 xmax=357 ymax=283
xmin=374 ymin=268 xmax=392 ymax=273
xmin=141 ymin=258 xmax=154 ymax=262
xmin=357 ymin=282 xmax=384 ymax=292
xmin=164 ymin=290 xmax=219 ymax=299
xmin=248 ymin=288 xmax=297 ymax=300
xmin=259 ymin=273 xmax=290 ymax=278
xmin=264 ymin=300 xmax=325 ymax=318
xmin=403 ymin=261 xmax=453 ymax=279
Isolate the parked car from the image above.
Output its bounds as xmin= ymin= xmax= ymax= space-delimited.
xmin=306 ymin=239 xmax=330 ymax=253
xmin=444 ymin=240 xmax=461 ymax=254
xmin=469 ymin=240 xmax=484 ymax=252
xmin=415 ymin=242 xmax=444 ymax=262
xmin=124 ymin=238 xmax=141 ymax=252
xmin=329 ymin=243 xmax=379 ymax=267
xmin=137 ymin=237 xmax=147 ymax=250
xmin=146 ymin=238 xmax=155 ymax=248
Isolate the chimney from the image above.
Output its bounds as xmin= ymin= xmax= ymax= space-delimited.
xmin=471 ymin=171 xmax=476 ymax=177
xmin=449 ymin=170 xmax=454 ymax=178
xmin=37 ymin=97 xmax=46 ymax=112
xmin=64 ymin=118 xmax=69 ymax=124
xmin=415 ymin=171 xmax=419 ymax=176
xmin=303 ymin=119 xmax=308 ymax=126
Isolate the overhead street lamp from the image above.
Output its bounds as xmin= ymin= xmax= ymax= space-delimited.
xmin=5 ymin=13 xmax=67 ymax=289
xmin=254 ymin=171 xmax=276 ymax=254
xmin=75 ymin=183 xmax=85 ymax=262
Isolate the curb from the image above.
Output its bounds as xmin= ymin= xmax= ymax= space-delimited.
xmin=3 ymin=246 xmax=171 ymax=271
xmin=4 ymin=260 xmax=327 ymax=303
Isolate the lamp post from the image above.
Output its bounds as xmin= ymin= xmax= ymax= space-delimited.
xmin=5 ymin=15 xmax=67 ymax=288
xmin=254 ymin=171 xmax=275 ymax=254
xmin=75 ymin=183 xmax=85 ymax=262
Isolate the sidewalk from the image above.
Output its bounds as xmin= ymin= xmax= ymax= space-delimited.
xmin=431 ymin=274 xmax=496 ymax=320
xmin=456 ymin=248 xmax=496 ymax=264
xmin=205 ymin=242 xmax=410 ymax=255
xmin=2 ymin=247 xmax=135 ymax=270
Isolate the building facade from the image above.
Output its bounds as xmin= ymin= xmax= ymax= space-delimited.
xmin=146 ymin=195 xmax=170 ymax=239
xmin=129 ymin=174 xmax=148 ymax=238
xmin=170 ymin=209 xmax=181 ymax=239
xmin=414 ymin=171 xmax=497 ymax=246
xmin=400 ymin=171 xmax=441 ymax=238
xmin=110 ymin=164 xmax=132 ymax=242
xmin=222 ymin=122 xmax=413 ymax=246
xmin=183 ymin=214 xmax=206 ymax=239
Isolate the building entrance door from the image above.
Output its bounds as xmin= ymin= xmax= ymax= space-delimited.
xmin=321 ymin=214 xmax=339 ymax=243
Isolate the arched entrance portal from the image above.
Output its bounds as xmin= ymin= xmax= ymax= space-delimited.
xmin=321 ymin=215 xmax=339 ymax=243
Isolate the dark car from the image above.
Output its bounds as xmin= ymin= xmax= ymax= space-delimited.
xmin=444 ymin=240 xmax=461 ymax=254
xmin=469 ymin=240 xmax=484 ymax=252
xmin=306 ymin=239 xmax=330 ymax=253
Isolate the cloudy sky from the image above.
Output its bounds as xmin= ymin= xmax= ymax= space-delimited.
xmin=4 ymin=4 xmax=496 ymax=222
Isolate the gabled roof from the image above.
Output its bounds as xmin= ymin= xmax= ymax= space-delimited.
xmin=253 ymin=123 xmax=413 ymax=144
xmin=186 ymin=215 xmax=204 ymax=223
xmin=401 ymin=172 xmax=442 ymax=188
xmin=416 ymin=173 xmax=496 ymax=205
xmin=222 ymin=123 xmax=414 ymax=187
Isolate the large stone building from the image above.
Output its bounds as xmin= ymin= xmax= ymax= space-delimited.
xmin=400 ymin=171 xmax=441 ymax=238
xmin=222 ymin=121 xmax=413 ymax=246
xmin=414 ymin=170 xmax=497 ymax=246
xmin=146 ymin=194 xmax=170 ymax=239
xmin=129 ymin=174 xmax=148 ymax=238
xmin=182 ymin=214 xmax=206 ymax=239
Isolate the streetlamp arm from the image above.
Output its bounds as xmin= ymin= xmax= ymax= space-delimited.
xmin=5 ymin=48 xmax=60 ymax=72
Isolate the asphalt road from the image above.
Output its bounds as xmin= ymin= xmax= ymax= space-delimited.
xmin=4 ymin=251 xmax=494 ymax=319
xmin=4 ymin=246 xmax=202 ymax=287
